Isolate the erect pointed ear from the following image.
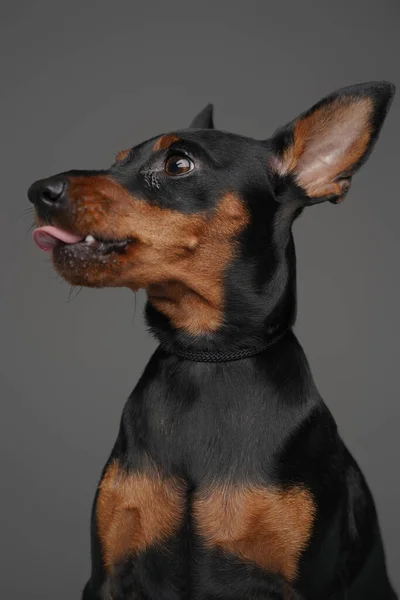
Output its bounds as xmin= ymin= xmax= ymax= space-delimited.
xmin=188 ymin=103 xmax=214 ymax=129
xmin=268 ymin=82 xmax=395 ymax=204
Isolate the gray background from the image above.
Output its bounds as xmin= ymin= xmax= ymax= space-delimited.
xmin=1 ymin=1 xmax=399 ymax=598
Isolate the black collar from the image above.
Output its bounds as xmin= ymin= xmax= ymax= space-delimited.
xmin=160 ymin=330 xmax=288 ymax=363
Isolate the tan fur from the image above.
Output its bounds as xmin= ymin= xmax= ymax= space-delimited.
xmin=153 ymin=134 xmax=180 ymax=151
xmin=97 ymin=460 xmax=187 ymax=570
xmin=193 ymin=482 xmax=316 ymax=582
xmin=115 ymin=149 xmax=131 ymax=163
xmin=272 ymin=97 xmax=373 ymax=199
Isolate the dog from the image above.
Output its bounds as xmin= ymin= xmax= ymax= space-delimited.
xmin=28 ymin=81 xmax=397 ymax=600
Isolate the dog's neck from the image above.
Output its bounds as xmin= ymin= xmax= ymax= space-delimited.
xmin=144 ymin=209 xmax=298 ymax=355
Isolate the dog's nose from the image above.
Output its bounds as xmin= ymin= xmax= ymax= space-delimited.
xmin=28 ymin=177 xmax=66 ymax=208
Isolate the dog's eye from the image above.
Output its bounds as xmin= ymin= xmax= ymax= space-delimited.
xmin=165 ymin=155 xmax=194 ymax=176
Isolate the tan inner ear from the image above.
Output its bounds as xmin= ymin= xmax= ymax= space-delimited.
xmin=274 ymin=97 xmax=373 ymax=198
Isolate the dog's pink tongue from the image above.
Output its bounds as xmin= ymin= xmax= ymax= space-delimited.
xmin=33 ymin=226 xmax=85 ymax=252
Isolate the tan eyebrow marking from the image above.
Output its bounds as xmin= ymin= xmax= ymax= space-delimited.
xmin=115 ymin=149 xmax=131 ymax=163
xmin=153 ymin=135 xmax=180 ymax=152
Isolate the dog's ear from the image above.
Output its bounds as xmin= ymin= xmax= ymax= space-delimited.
xmin=188 ymin=104 xmax=214 ymax=129
xmin=268 ymin=82 xmax=395 ymax=204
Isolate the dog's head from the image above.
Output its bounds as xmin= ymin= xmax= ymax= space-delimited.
xmin=29 ymin=82 xmax=395 ymax=339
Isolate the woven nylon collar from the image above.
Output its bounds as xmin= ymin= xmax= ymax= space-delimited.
xmin=160 ymin=330 xmax=288 ymax=363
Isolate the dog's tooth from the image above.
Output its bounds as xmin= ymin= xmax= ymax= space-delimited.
xmin=85 ymin=235 xmax=95 ymax=244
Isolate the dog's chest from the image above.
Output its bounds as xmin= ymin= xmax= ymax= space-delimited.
xmin=96 ymin=370 xmax=317 ymax=592
xmin=144 ymin=380 xmax=293 ymax=482
xmin=96 ymin=458 xmax=316 ymax=589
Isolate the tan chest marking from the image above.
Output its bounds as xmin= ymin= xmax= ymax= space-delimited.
xmin=96 ymin=461 xmax=187 ymax=570
xmin=193 ymin=483 xmax=316 ymax=582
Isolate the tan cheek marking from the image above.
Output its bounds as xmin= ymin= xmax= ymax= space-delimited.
xmin=193 ymin=483 xmax=316 ymax=582
xmin=146 ymin=193 xmax=250 ymax=335
xmin=272 ymin=97 xmax=372 ymax=199
xmin=96 ymin=461 xmax=187 ymax=571
xmin=153 ymin=134 xmax=180 ymax=151
xmin=66 ymin=177 xmax=249 ymax=335
xmin=115 ymin=149 xmax=131 ymax=162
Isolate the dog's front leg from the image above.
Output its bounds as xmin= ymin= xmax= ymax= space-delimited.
xmin=81 ymin=457 xmax=189 ymax=600
xmin=188 ymin=547 xmax=305 ymax=600
xmin=192 ymin=482 xmax=312 ymax=599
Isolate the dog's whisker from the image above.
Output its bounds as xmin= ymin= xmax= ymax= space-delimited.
xmin=67 ymin=285 xmax=83 ymax=302
xmin=16 ymin=207 xmax=36 ymax=223
xmin=130 ymin=290 xmax=138 ymax=326
xmin=24 ymin=222 xmax=37 ymax=237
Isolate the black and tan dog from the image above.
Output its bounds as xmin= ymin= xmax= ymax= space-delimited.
xmin=28 ymin=82 xmax=397 ymax=600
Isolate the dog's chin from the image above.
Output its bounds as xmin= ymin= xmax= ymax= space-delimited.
xmin=52 ymin=240 xmax=131 ymax=288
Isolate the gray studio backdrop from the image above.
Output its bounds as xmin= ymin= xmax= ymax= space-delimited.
xmin=1 ymin=1 xmax=399 ymax=598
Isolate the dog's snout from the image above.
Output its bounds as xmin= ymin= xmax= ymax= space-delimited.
xmin=28 ymin=177 xmax=66 ymax=208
